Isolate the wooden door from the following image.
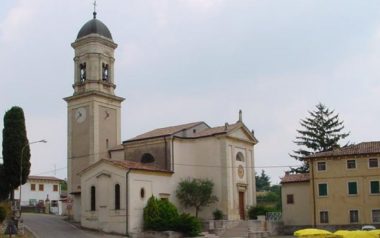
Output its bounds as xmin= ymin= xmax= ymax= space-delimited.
xmin=239 ymin=191 xmax=245 ymax=220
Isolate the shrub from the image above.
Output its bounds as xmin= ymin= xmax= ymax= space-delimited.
xmin=143 ymin=196 xmax=201 ymax=236
xmin=0 ymin=206 xmax=6 ymax=223
xmin=247 ymin=205 xmax=274 ymax=220
xmin=175 ymin=213 xmax=201 ymax=237
xmin=212 ymin=209 xmax=223 ymax=220
xmin=143 ymin=196 xmax=160 ymax=230
xmin=143 ymin=196 xmax=179 ymax=231
xmin=157 ymin=199 xmax=179 ymax=230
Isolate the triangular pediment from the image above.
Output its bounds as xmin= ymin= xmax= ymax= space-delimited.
xmin=227 ymin=124 xmax=258 ymax=144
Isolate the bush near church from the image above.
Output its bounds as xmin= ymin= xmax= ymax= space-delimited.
xmin=212 ymin=209 xmax=223 ymax=220
xmin=247 ymin=205 xmax=275 ymax=220
xmin=143 ymin=196 xmax=201 ymax=237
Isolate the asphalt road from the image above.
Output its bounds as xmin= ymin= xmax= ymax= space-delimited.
xmin=22 ymin=213 xmax=124 ymax=238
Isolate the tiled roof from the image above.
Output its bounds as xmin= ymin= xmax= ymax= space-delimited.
xmin=190 ymin=123 xmax=240 ymax=137
xmin=28 ymin=175 xmax=63 ymax=182
xmin=79 ymin=159 xmax=172 ymax=175
xmin=108 ymin=160 xmax=172 ymax=173
xmin=109 ymin=144 xmax=124 ymax=151
xmin=281 ymin=173 xmax=310 ymax=184
xmin=125 ymin=121 xmax=204 ymax=141
xmin=307 ymin=141 xmax=380 ymax=159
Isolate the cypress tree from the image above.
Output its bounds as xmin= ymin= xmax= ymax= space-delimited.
xmin=2 ymin=106 xmax=30 ymax=199
xmin=290 ymin=103 xmax=350 ymax=173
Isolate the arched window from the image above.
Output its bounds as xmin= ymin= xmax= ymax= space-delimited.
xmin=90 ymin=186 xmax=96 ymax=211
xmin=236 ymin=152 xmax=244 ymax=162
xmin=80 ymin=63 xmax=86 ymax=82
xmin=141 ymin=153 xmax=155 ymax=164
xmin=115 ymin=184 xmax=120 ymax=210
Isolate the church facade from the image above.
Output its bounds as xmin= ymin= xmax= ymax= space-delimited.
xmin=65 ymin=11 xmax=258 ymax=236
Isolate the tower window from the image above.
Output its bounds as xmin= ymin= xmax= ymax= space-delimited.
xmin=115 ymin=184 xmax=120 ymax=210
xmin=80 ymin=63 xmax=86 ymax=82
xmin=141 ymin=153 xmax=155 ymax=163
xmin=102 ymin=63 xmax=109 ymax=81
xmin=91 ymin=186 xmax=96 ymax=211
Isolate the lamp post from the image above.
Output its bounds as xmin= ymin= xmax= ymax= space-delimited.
xmin=19 ymin=139 xmax=47 ymax=218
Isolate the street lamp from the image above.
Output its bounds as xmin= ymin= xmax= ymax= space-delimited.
xmin=19 ymin=139 xmax=47 ymax=218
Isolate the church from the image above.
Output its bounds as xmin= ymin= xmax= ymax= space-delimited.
xmin=64 ymin=10 xmax=258 ymax=236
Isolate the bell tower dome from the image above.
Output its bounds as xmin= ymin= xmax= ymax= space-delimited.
xmin=71 ymin=11 xmax=118 ymax=95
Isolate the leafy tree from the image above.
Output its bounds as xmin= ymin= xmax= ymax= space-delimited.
xmin=176 ymin=178 xmax=218 ymax=218
xmin=2 ymin=106 xmax=30 ymax=199
xmin=60 ymin=179 xmax=67 ymax=191
xmin=290 ymin=103 xmax=350 ymax=173
xmin=255 ymin=170 xmax=270 ymax=191
xmin=0 ymin=165 xmax=10 ymax=201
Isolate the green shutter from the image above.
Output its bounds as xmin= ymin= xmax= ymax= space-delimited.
xmin=348 ymin=182 xmax=357 ymax=195
xmin=319 ymin=183 xmax=327 ymax=196
xmin=371 ymin=181 xmax=380 ymax=194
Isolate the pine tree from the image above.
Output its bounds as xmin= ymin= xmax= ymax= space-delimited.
xmin=255 ymin=170 xmax=271 ymax=191
xmin=290 ymin=103 xmax=350 ymax=173
xmin=2 ymin=106 xmax=30 ymax=199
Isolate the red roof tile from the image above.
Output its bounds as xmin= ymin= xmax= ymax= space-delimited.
xmin=28 ymin=175 xmax=63 ymax=182
xmin=79 ymin=159 xmax=172 ymax=175
xmin=281 ymin=173 xmax=310 ymax=184
xmin=126 ymin=121 xmax=204 ymax=141
xmin=307 ymin=141 xmax=380 ymax=159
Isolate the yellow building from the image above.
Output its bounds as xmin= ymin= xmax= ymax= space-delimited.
xmin=281 ymin=141 xmax=380 ymax=230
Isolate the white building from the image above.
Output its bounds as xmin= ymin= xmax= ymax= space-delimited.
xmin=65 ymin=10 xmax=258 ymax=236
xmin=14 ymin=175 xmax=62 ymax=214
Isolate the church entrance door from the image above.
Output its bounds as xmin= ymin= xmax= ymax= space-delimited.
xmin=239 ymin=191 xmax=245 ymax=220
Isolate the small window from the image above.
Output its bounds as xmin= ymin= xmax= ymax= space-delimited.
xmin=318 ymin=183 xmax=328 ymax=196
xmin=31 ymin=184 xmax=36 ymax=191
xmin=347 ymin=160 xmax=356 ymax=169
xmin=140 ymin=188 xmax=145 ymax=199
xmin=39 ymin=184 xmax=44 ymax=191
xmin=372 ymin=209 xmax=380 ymax=223
xmin=91 ymin=186 xmax=96 ymax=211
xmin=115 ymin=184 xmax=120 ymax=210
xmin=141 ymin=153 xmax=155 ymax=164
xmin=370 ymin=181 xmax=380 ymax=194
xmin=369 ymin=158 xmax=379 ymax=168
xmin=350 ymin=210 xmax=359 ymax=223
xmin=317 ymin=162 xmax=326 ymax=171
xmin=320 ymin=211 xmax=329 ymax=223
xmin=53 ymin=185 xmax=58 ymax=192
xmin=287 ymin=194 xmax=294 ymax=204
xmin=236 ymin=152 xmax=244 ymax=162
xmin=348 ymin=182 xmax=358 ymax=195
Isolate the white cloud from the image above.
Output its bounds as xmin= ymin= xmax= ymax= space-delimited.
xmin=0 ymin=0 xmax=41 ymax=42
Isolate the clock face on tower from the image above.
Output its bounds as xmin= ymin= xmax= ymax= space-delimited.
xmin=75 ymin=107 xmax=87 ymax=123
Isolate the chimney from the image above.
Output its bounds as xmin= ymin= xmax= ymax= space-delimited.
xmin=225 ymin=122 xmax=229 ymax=131
xmin=238 ymin=109 xmax=242 ymax=122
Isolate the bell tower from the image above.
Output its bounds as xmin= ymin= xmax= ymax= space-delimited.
xmin=64 ymin=10 xmax=124 ymax=221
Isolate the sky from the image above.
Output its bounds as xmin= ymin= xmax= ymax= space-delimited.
xmin=1 ymin=0 xmax=380 ymax=184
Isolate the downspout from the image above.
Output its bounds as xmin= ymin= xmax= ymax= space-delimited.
xmin=310 ymin=160 xmax=316 ymax=227
xmin=126 ymin=169 xmax=131 ymax=236
xmin=164 ymin=137 xmax=168 ymax=170
xmin=171 ymin=136 xmax=175 ymax=172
